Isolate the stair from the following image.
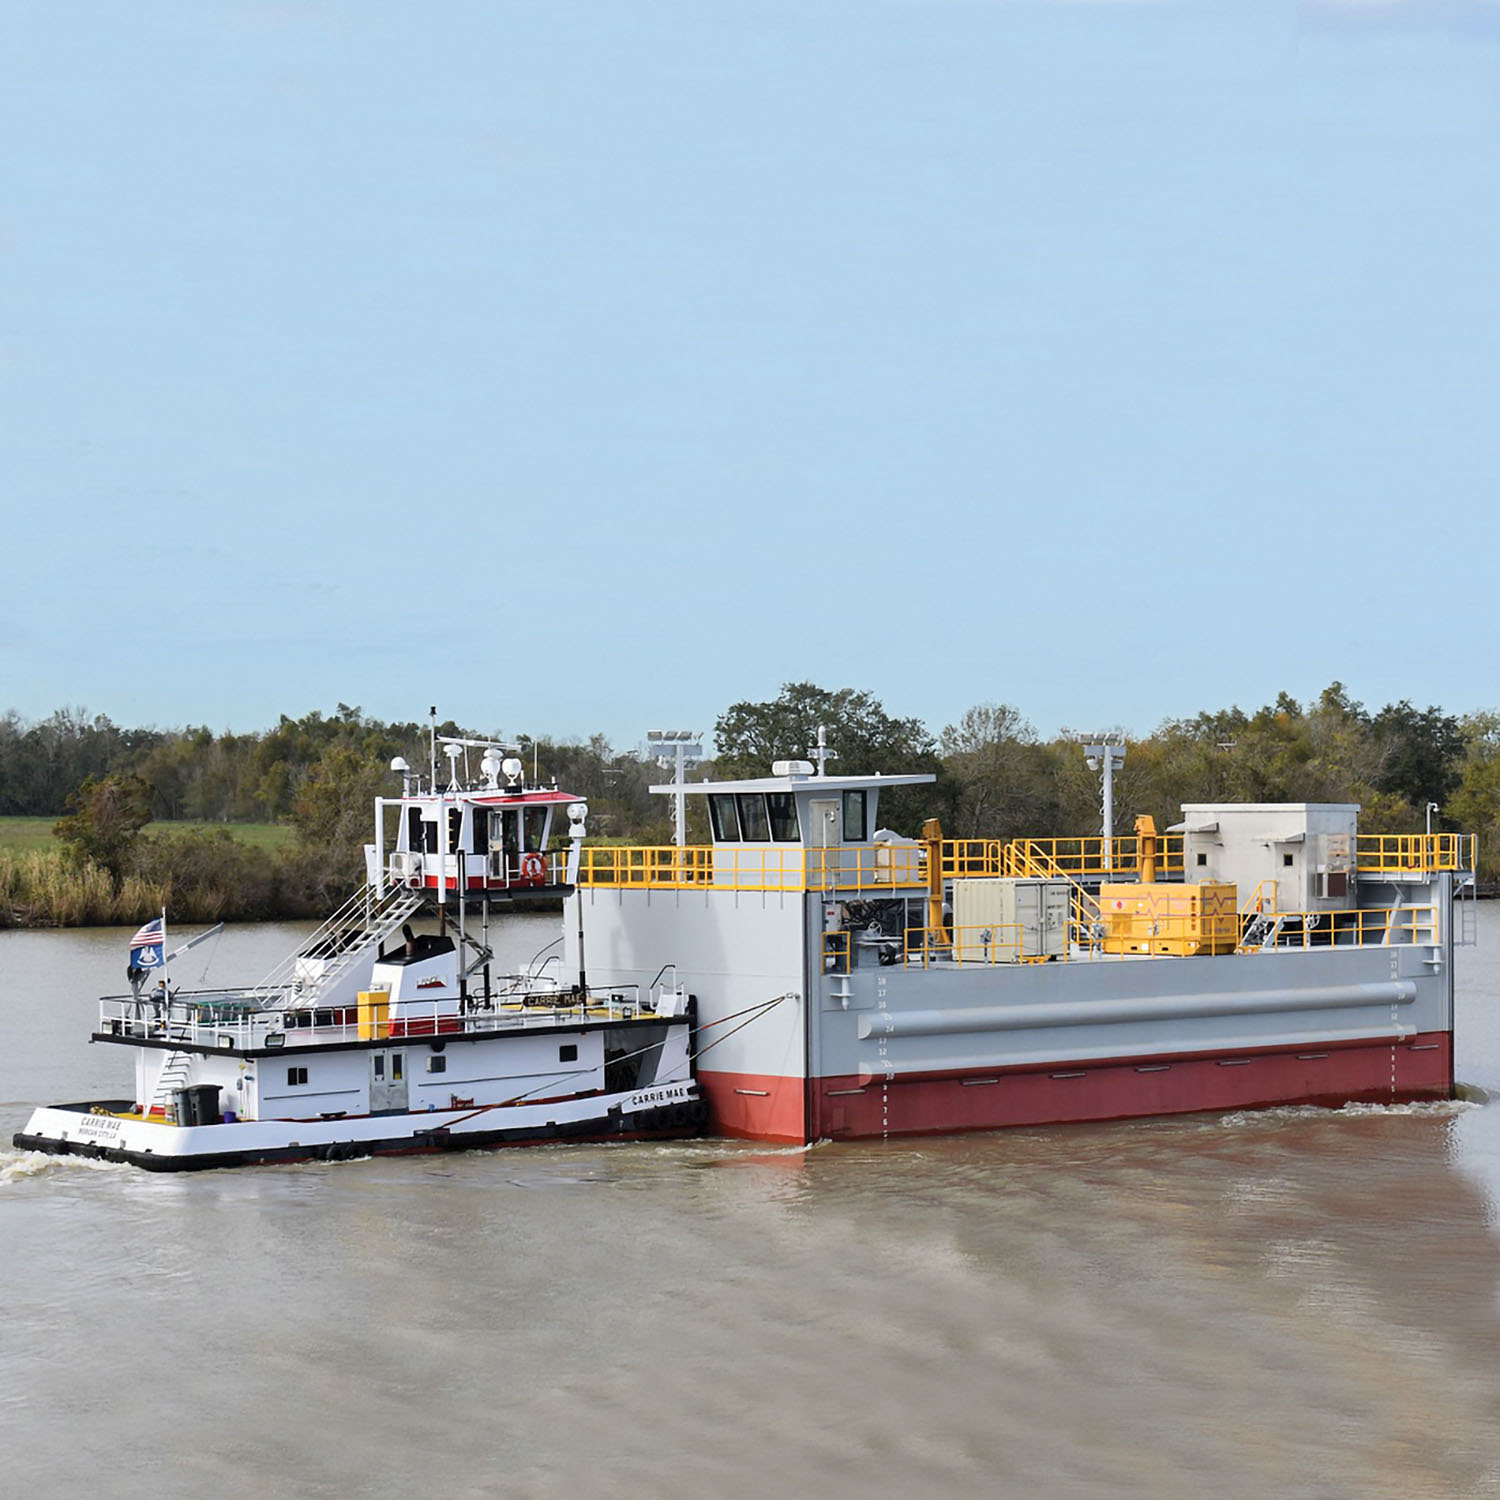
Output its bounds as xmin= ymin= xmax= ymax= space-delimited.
xmin=1006 ymin=840 xmax=1102 ymax=936
xmin=144 ymin=1050 xmax=192 ymax=1120
xmin=245 ymin=883 xmax=425 ymax=1011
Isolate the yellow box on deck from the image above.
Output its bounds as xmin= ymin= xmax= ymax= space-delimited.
xmin=1098 ymin=881 xmax=1238 ymax=956
xmin=357 ymin=989 xmax=390 ymax=1039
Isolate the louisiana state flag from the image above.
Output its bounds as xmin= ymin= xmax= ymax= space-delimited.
xmin=130 ymin=917 xmax=165 ymax=970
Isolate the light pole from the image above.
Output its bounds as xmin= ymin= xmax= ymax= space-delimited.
xmin=1083 ymin=738 xmax=1127 ymax=873
xmin=648 ymin=730 xmax=703 ymax=848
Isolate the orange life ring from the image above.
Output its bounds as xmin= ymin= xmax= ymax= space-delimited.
xmin=520 ymin=852 xmax=547 ymax=883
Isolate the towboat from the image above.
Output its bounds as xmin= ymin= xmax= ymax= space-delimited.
xmin=15 ymin=733 xmax=704 ymax=1170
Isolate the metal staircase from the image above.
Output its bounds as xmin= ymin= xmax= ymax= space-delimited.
xmin=144 ymin=1050 xmax=192 ymax=1119
xmin=245 ymin=882 xmax=426 ymax=1011
xmin=1005 ymin=840 xmax=1102 ymax=935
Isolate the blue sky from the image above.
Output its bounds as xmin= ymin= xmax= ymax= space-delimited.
xmin=3 ymin=1 xmax=1498 ymax=749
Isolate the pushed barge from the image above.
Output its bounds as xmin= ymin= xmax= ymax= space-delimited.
xmin=16 ymin=738 xmax=702 ymax=1170
xmin=566 ymin=755 xmax=1476 ymax=1143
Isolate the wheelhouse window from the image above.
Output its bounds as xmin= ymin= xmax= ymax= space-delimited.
xmin=523 ymin=808 xmax=547 ymax=853
xmin=736 ymin=793 xmax=770 ymax=842
xmin=767 ymin=792 xmax=800 ymax=843
xmin=842 ymin=790 xmax=867 ymax=842
xmin=709 ymin=793 xmax=741 ymax=842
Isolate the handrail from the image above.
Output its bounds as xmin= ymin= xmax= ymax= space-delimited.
xmin=575 ymin=828 xmax=1477 ymax=895
xmin=576 ymin=844 xmax=929 ymax=893
xmin=1234 ymin=903 xmax=1439 ymax=953
xmin=1354 ymin=833 xmax=1476 ymax=874
xmin=99 ymin=984 xmax=657 ymax=1051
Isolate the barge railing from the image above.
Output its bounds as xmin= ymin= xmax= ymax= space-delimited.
xmin=890 ymin=903 xmax=1439 ymax=969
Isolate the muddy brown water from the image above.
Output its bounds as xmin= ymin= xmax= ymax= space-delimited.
xmin=5 ymin=911 xmax=1500 ymax=1499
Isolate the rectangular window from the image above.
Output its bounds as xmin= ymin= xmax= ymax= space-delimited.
xmin=392 ymin=1055 xmax=404 ymax=1082
xmin=766 ymin=792 xmax=800 ymax=842
xmin=523 ymin=809 xmax=547 ymax=853
xmin=709 ymin=793 xmax=741 ymax=842
xmin=426 ymin=1055 xmax=447 ymax=1074
xmin=560 ymin=1044 xmax=578 ymax=1062
xmin=288 ymin=1066 xmax=308 ymax=1086
xmin=1283 ymin=853 xmax=1294 ymax=868
xmin=373 ymin=1055 xmax=385 ymax=1079
xmin=842 ymin=790 xmax=867 ymax=842
xmin=1196 ymin=852 xmax=1207 ymax=867
xmin=736 ymin=793 xmax=770 ymax=842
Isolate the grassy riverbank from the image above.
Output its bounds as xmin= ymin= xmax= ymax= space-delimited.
xmin=0 ymin=817 xmax=294 ymax=856
xmin=0 ymin=821 xmax=322 ymax=929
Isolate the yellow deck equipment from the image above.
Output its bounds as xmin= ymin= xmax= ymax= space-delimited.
xmin=1098 ymin=881 xmax=1238 ymax=956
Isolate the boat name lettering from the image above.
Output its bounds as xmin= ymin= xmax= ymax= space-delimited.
xmin=75 ymin=1114 xmax=123 ymax=1140
xmin=629 ymin=1084 xmax=694 ymax=1108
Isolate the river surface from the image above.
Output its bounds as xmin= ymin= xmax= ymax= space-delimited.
xmin=5 ymin=911 xmax=1500 ymax=1499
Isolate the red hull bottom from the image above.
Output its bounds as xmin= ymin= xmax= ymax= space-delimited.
xmin=702 ymin=1032 xmax=1454 ymax=1145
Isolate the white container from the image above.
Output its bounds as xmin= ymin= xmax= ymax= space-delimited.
xmin=951 ymin=878 xmax=1070 ymax=963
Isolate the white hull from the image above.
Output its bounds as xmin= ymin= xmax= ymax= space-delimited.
xmin=16 ymin=1078 xmax=702 ymax=1171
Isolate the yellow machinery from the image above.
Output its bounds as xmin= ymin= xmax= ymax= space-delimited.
xmin=1098 ymin=880 xmax=1238 ymax=956
xmin=357 ymin=989 xmax=391 ymax=1039
xmin=922 ymin=817 xmax=950 ymax=945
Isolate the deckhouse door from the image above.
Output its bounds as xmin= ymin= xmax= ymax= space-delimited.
xmin=808 ymin=798 xmax=840 ymax=889
xmin=370 ymin=1050 xmax=408 ymax=1112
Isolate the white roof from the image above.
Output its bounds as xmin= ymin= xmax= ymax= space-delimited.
xmin=650 ymin=772 xmax=935 ymax=797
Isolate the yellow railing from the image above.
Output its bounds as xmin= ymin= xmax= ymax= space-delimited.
xmin=903 ymin=922 xmax=1061 ymax=968
xmin=1355 ymin=833 xmax=1476 ymax=874
xmin=576 ymin=844 xmax=928 ymax=893
xmin=578 ymin=830 xmax=1475 ymax=895
xmin=1236 ymin=904 xmax=1438 ymax=952
xmin=940 ymin=836 xmax=1186 ymax=882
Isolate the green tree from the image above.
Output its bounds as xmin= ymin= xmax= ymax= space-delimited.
xmin=291 ymin=746 xmax=393 ymax=897
xmin=938 ymin=703 xmax=1051 ymax=838
xmin=53 ymin=773 xmax=154 ymax=881
xmin=715 ymin=682 xmax=940 ymax=833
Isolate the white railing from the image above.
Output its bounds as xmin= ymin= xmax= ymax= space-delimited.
xmin=98 ymin=983 xmax=655 ymax=1052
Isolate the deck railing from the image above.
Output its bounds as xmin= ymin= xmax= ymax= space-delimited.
xmin=97 ymin=984 xmax=654 ymax=1052
xmin=575 ymin=831 xmax=1474 ymax=895
xmin=575 ymin=844 xmax=928 ymax=893
xmin=1354 ymin=833 xmax=1476 ymax=874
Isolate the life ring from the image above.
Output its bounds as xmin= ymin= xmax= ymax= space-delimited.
xmin=519 ymin=852 xmax=547 ymax=883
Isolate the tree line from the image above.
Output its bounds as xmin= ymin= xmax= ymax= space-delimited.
xmin=3 ymin=680 xmax=1497 ymax=926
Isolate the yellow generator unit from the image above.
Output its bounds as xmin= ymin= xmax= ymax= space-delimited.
xmin=357 ymin=989 xmax=391 ymax=1039
xmin=1098 ymin=881 xmax=1238 ymax=956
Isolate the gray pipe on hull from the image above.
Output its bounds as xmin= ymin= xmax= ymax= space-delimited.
xmin=856 ymin=980 xmax=1418 ymax=1039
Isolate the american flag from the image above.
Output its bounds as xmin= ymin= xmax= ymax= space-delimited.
xmin=131 ymin=917 xmax=164 ymax=946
